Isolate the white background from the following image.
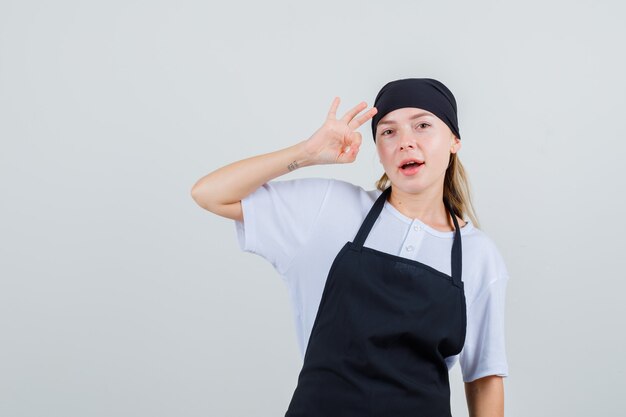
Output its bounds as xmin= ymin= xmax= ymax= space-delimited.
xmin=1 ymin=0 xmax=625 ymax=416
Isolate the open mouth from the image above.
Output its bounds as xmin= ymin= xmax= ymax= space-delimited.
xmin=400 ymin=161 xmax=424 ymax=170
xmin=399 ymin=160 xmax=425 ymax=175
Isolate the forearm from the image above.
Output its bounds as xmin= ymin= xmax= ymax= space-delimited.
xmin=191 ymin=96 xmax=375 ymax=212
xmin=464 ymin=376 xmax=504 ymax=417
xmin=190 ymin=140 xmax=315 ymax=210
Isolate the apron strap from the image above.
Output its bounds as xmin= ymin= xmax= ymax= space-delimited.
xmin=353 ymin=186 xmax=391 ymax=249
xmin=445 ymin=198 xmax=463 ymax=288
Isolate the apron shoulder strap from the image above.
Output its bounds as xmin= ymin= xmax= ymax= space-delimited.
xmin=445 ymin=198 xmax=463 ymax=288
xmin=353 ymin=186 xmax=391 ymax=249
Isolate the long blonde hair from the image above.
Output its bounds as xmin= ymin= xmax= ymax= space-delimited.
xmin=374 ymin=152 xmax=481 ymax=229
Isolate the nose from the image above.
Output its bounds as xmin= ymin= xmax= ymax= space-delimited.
xmin=398 ymin=130 xmax=417 ymax=150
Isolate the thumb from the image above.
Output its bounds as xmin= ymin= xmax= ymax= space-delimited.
xmin=341 ymin=131 xmax=362 ymax=161
xmin=346 ymin=131 xmax=362 ymax=150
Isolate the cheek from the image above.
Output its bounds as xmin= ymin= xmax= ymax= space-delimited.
xmin=377 ymin=147 xmax=393 ymax=165
xmin=429 ymin=146 xmax=452 ymax=168
xmin=377 ymin=141 xmax=394 ymax=154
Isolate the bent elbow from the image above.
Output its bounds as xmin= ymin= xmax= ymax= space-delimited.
xmin=190 ymin=184 xmax=212 ymax=211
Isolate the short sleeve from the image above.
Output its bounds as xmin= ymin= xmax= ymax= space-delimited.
xmin=234 ymin=177 xmax=332 ymax=275
xmin=459 ymin=276 xmax=510 ymax=382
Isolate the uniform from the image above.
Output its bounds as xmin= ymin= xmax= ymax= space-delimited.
xmin=233 ymin=177 xmax=509 ymax=385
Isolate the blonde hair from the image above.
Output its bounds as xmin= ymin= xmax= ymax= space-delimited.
xmin=374 ymin=152 xmax=481 ymax=229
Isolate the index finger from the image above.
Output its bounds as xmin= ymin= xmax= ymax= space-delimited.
xmin=340 ymin=101 xmax=368 ymax=124
xmin=348 ymin=106 xmax=378 ymax=130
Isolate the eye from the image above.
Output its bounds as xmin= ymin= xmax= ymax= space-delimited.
xmin=417 ymin=123 xmax=430 ymax=129
xmin=381 ymin=129 xmax=393 ymax=136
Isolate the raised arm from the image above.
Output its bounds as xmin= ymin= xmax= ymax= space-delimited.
xmin=190 ymin=97 xmax=377 ymax=221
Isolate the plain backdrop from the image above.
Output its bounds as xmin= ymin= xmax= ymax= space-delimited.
xmin=1 ymin=0 xmax=625 ymax=416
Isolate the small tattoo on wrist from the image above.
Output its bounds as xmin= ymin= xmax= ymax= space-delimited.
xmin=287 ymin=160 xmax=300 ymax=171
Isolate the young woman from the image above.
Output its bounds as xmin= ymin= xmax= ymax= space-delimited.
xmin=191 ymin=78 xmax=509 ymax=417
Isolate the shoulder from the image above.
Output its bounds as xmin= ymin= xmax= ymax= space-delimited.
xmin=326 ymin=178 xmax=367 ymax=194
xmin=325 ymin=179 xmax=382 ymax=213
xmin=248 ymin=177 xmax=333 ymax=202
xmin=253 ymin=177 xmax=378 ymax=214
xmin=464 ymin=226 xmax=508 ymax=269
xmin=265 ymin=176 xmax=333 ymax=190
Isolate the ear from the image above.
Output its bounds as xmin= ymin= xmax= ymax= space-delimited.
xmin=450 ymin=136 xmax=461 ymax=154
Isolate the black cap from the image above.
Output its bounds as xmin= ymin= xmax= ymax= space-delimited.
xmin=371 ymin=78 xmax=461 ymax=142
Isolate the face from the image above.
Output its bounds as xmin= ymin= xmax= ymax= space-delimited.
xmin=375 ymin=107 xmax=461 ymax=195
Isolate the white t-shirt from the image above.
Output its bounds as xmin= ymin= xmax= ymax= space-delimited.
xmin=234 ymin=177 xmax=510 ymax=383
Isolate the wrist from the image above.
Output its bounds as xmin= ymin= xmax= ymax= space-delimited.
xmin=289 ymin=140 xmax=317 ymax=169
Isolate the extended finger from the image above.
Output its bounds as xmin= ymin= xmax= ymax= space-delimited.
xmin=327 ymin=97 xmax=340 ymax=119
xmin=348 ymin=107 xmax=378 ymax=130
xmin=340 ymin=101 xmax=368 ymax=124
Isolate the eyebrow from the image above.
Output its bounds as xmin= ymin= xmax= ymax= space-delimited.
xmin=377 ymin=112 xmax=434 ymax=127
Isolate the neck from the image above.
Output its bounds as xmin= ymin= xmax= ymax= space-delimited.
xmin=387 ymin=184 xmax=458 ymax=231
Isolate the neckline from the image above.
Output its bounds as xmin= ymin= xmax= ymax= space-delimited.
xmin=354 ymin=186 xmax=463 ymax=286
xmin=382 ymin=194 xmax=474 ymax=238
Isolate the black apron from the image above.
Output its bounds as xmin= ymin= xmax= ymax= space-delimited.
xmin=284 ymin=185 xmax=467 ymax=417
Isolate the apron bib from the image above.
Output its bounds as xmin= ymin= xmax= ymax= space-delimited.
xmin=285 ymin=185 xmax=467 ymax=417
